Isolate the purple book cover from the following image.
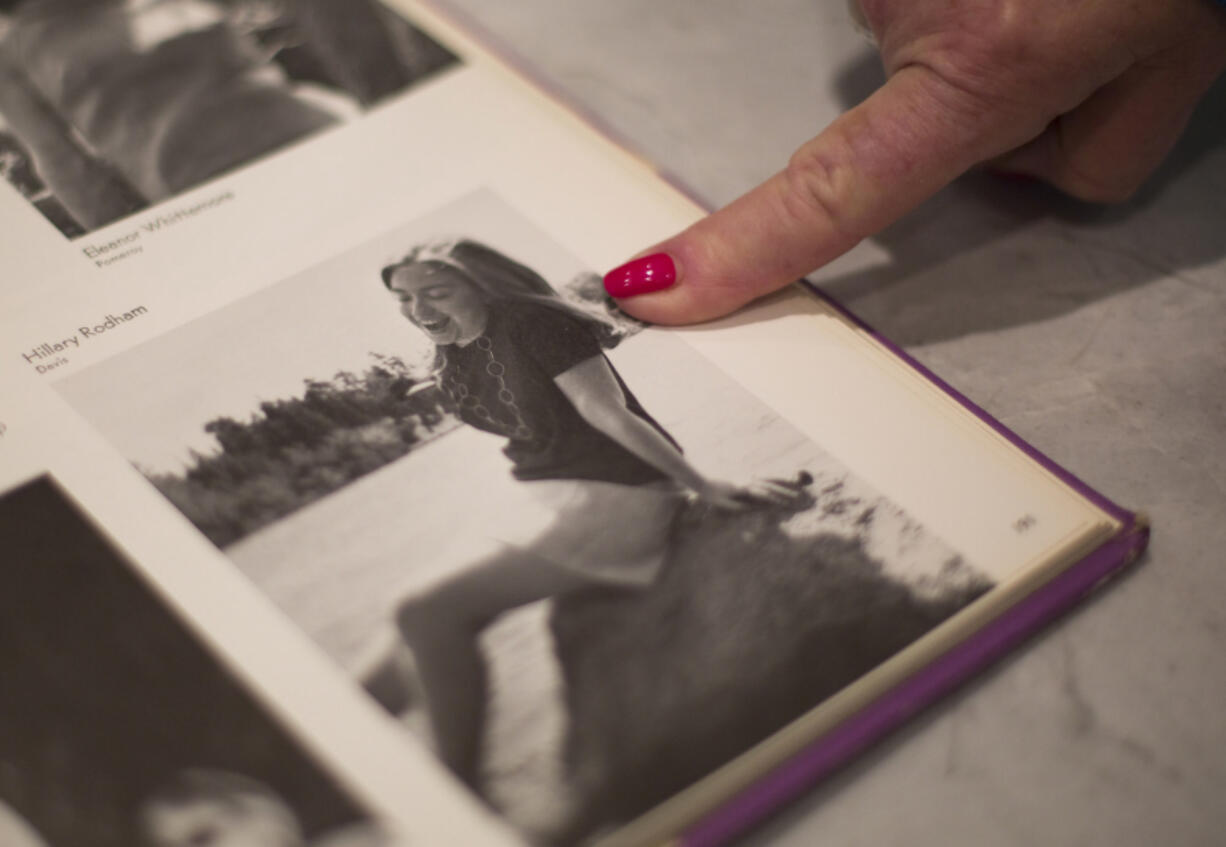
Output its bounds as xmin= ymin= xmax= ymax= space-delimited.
xmin=407 ymin=4 xmax=1150 ymax=843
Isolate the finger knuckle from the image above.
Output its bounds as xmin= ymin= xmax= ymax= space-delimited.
xmin=971 ymin=2 xmax=1034 ymax=64
xmin=1049 ymin=141 xmax=1147 ymax=205
xmin=1057 ymin=170 xmax=1141 ymax=205
xmin=782 ymin=143 xmax=860 ymax=239
xmin=924 ymin=2 xmax=1044 ymax=98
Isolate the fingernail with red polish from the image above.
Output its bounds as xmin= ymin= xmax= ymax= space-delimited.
xmin=603 ymin=253 xmax=677 ymax=298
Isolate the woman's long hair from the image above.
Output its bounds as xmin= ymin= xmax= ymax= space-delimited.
xmin=382 ymin=237 xmax=560 ymax=302
xmin=381 ymin=237 xmax=624 ymax=367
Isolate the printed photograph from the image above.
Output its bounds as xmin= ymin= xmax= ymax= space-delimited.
xmin=0 ymin=0 xmax=458 ymax=237
xmin=0 ymin=475 xmax=400 ymax=847
xmin=57 ymin=191 xmax=996 ymax=844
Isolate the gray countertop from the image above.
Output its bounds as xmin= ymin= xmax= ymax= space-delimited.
xmin=443 ymin=2 xmax=1226 ymax=844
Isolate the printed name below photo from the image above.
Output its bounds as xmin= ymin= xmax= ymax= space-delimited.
xmin=0 ymin=475 xmax=402 ymax=847
xmin=20 ymin=306 xmax=148 ymax=375
xmin=56 ymin=192 xmax=997 ymax=845
xmin=75 ymin=190 xmax=237 ymax=268
xmin=0 ymin=0 xmax=459 ymax=238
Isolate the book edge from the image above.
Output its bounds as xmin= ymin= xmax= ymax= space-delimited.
xmin=797 ymin=280 xmax=1135 ymax=525
xmin=411 ymin=0 xmax=716 ymax=214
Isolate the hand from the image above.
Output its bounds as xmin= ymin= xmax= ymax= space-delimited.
xmin=603 ymin=0 xmax=1226 ymax=324
xmin=692 ymin=476 xmax=810 ymax=511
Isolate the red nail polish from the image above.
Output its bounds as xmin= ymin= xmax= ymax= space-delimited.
xmin=603 ymin=253 xmax=677 ymax=298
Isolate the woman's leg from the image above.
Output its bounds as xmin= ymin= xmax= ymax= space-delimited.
xmin=394 ymin=548 xmax=598 ymax=789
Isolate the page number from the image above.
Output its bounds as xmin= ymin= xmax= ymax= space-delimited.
xmin=1013 ymin=514 xmax=1037 ymax=533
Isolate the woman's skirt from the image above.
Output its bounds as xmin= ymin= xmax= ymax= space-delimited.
xmin=489 ymin=479 xmax=686 ymax=588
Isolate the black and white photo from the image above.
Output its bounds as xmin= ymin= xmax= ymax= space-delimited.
xmin=0 ymin=0 xmax=457 ymax=237
xmin=0 ymin=474 xmax=398 ymax=847
xmin=57 ymin=192 xmax=996 ymax=843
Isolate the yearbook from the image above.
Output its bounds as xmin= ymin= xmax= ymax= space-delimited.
xmin=0 ymin=2 xmax=1146 ymax=846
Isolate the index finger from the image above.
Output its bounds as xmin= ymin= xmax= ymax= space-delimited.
xmin=604 ymin=65 xmax=1036 ymax=324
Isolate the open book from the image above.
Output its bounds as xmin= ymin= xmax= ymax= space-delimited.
xmin=0 ymin=2 xmax=1146 ymax=846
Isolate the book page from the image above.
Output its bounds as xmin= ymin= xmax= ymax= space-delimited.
xmin=0 ymin=2 xmax=1118 ymax=844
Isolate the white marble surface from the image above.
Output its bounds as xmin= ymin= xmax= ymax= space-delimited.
xmin=441 ymin=1 xmax=1226 ymax=844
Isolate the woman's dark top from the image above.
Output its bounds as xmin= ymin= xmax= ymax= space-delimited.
xmin=437 ymin=300 xmax=679 ymax=486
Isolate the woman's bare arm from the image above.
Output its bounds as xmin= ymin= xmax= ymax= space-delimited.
xmin=554 ymin=355 xmax=740 ymax=505
xmin=555 ymin=356 xmax=804 ymax=508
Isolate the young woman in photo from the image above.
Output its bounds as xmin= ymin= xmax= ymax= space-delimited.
xmin=367 ymin=238 xmax=800 ymax=788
